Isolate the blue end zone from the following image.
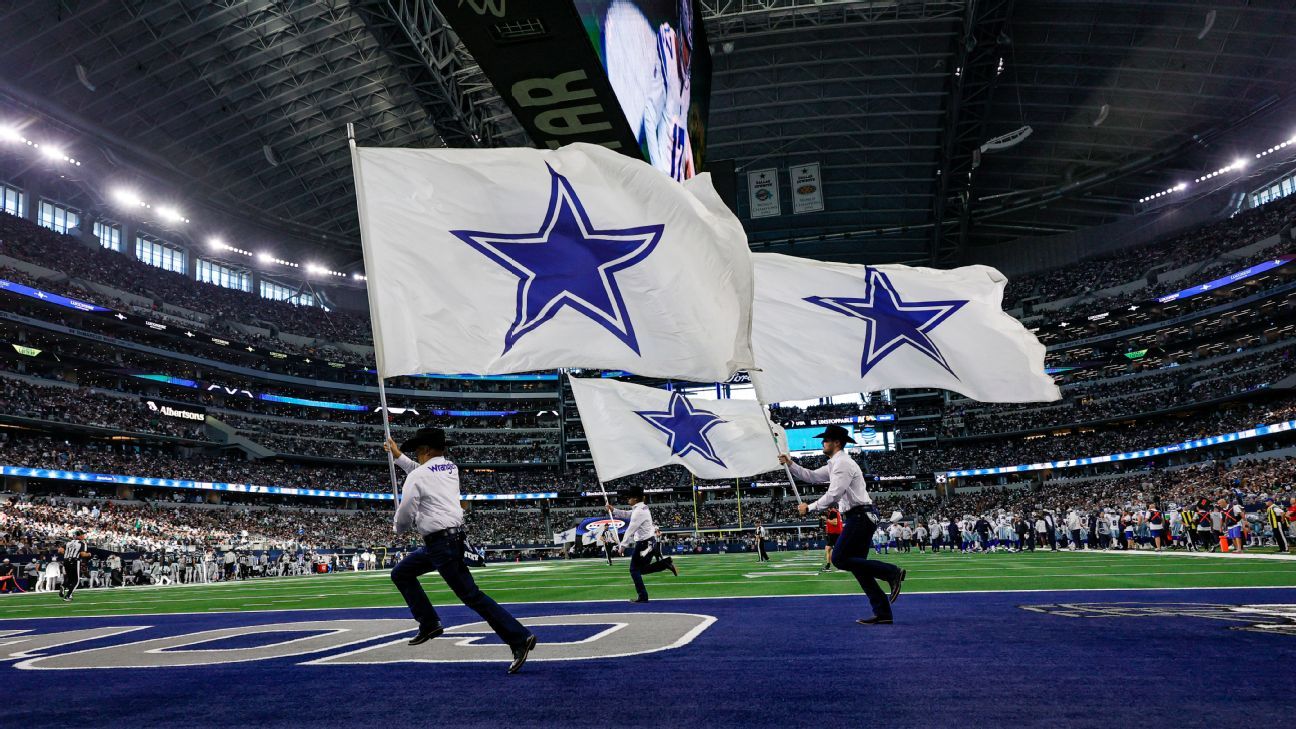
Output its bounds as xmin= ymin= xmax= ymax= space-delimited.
xmin=2 ymin=588 xmax=1293 ymax=728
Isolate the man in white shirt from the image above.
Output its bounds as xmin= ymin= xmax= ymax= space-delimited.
xmin=606 ymin=484 xmax=678 ymax=603
xmin=598 ymin=526 xmax=617 ymax=566
xmin=1065 ymin=510 xmax=1083 ymax=551
xmin=385 ymin=428 xmax=536 ymax=674
xmin=783 ymin=425 xmax=905 ymax=625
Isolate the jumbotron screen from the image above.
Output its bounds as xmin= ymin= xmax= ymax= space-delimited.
xmin=575 ymin=0 xmax=711 ymax=180
xmin=785 ymin=425 xmax=891 ymax=454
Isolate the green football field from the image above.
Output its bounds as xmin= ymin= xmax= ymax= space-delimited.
xmin=2 ymin=549 xmax=1294 ymax=620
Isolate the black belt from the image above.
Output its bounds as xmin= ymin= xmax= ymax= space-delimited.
xmin=423 ymin=526 xmax=465 ymax=546
xmin=843 ymin=505 xmax=876 ymax=517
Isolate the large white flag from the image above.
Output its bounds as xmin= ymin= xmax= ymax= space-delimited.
xmin=351 ymin=142 xmax=755 ymax=381
xmin=751 ymin=253 xmax=1060 ymax=403
xmin=569 ymin=376 xmax=784 ymax=482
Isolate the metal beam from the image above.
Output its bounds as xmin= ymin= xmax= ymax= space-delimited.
xmin=928 ymin=0 xmax=1016 ymax=265
xmin=702 ymin=0 xmax=964 ymax=39
xmin=350 ymin=0 xmax=522 ymax=148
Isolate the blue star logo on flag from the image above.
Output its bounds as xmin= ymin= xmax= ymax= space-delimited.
xmin=635 ymin=391 xmax=729 ymax=468
xmin=452 ymin=164 xmax=664 ymax=356
xmin=805 ymin=268 xmax=968 ymax=378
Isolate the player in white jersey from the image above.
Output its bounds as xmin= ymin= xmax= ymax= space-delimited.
xmin=603 ymin=0 xmax=696 ymax=180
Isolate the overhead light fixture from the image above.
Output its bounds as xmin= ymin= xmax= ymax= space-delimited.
xmin=40 ymin=145 xmax=66 ymax=161
xmin=0 ymin=126 xmax=21 ymax=143
xmin=156 ymin=206 xmax=185 ymax=223
xmin=112 ymin=188 xmax=144 ymax=207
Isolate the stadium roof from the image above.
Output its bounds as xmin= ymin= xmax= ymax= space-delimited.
xmin=1 ymin=0 xmax=1294 ymax=268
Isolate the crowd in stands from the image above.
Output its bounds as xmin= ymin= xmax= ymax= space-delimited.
xmin=0 ymin=493 xmax=554 ymax=562
xmin=1028 ymin=242 xmax=1292 ymax=335
xmin=944 ymin=345 xmax=1295 ymax=437
xmin=5 ymin=175 xmax=1296 ymax=589
xmin=5 ymin=451 xmax=1291 ymax=587
xmin=874 ymin=457 xmax=1296 ymax=555
xmin=1 ymin=212 xmax=373 ymax=344
xmin=0 ymin=435 xmax=581 ymax=494
xmin=768 ymin=399 xmax=893 ymax=423
xmin=856 ymin=396 xmax=1296 ymax=475
xmin=1003 ymin=194 xmax=1296 ymax=309
xmin=248 ymin=432 xmax=561 ymax=464
xmin=1 ymin=376 xmax=206 ymax=439
xmin=222 ymin=414 xmax=559 ymax=445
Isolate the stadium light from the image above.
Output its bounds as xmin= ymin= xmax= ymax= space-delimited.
xmin=0 ymin=125 xmax=21 ymax=143
xmin=112 ymin=188 xmax=145 ymax=208
xmin=156 ymin=206 xmax=187 ymax=224
xmin=1141 ymin=128 xmax=1296 ymax=207
xmin=211 ymin=240 xmax=252 ymax=256
xmin=40 ymin=145 xmax=66 ymax=162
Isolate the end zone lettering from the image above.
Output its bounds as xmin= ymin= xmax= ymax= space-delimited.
xmin=5 ymin=613 xmax=716 ymax=670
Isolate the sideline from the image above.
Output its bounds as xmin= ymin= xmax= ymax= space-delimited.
xmin=3 ymin=583 xmax=1294 ymax=622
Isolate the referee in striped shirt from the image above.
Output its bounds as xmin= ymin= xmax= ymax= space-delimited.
xmin=58 ymin=530 xmax=90 ymax=602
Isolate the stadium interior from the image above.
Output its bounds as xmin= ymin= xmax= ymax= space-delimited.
xmin=1 ymin=1 xmax=1294 ymax=727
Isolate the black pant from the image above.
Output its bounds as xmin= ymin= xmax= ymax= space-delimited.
xmin=61 ymin=560 xmax=80 ymax=597
xmin=391 ymin=532 xmax=532 ymax=648
xmin=756 ymin=539 xmax=770 ymax=561
xmin=833 ymin=513 xmax=901 ymax=620
xmin=1274 ymin=525 xmax=1291 ymax=552
xmin=603 ymin=543 xmax=615 ymax=565
xmin=629 ymin=538 xmax=673 ymax=600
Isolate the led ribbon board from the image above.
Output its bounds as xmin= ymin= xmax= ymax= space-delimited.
xmin=1034 ymin=254 xmax=1294 ymax=338
xmin=1156 ymin=255 xmax=1294 ymax=304
xmin=0 ymin=466 xmax=556 ymax=501
xmin=946 ymin=418 xmax=1296 ymax=477
xmin=0 ymin=277 xmax=109 ymax=312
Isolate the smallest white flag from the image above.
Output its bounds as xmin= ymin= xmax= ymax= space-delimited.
xmin=569 ymin=376 xmax=784 ymax=482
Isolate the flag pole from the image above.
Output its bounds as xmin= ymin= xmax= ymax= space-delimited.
xmin=597 ymin=480 xmax=619 ymax=555
xmin=735 ymin=478 xmax=743 ymax=530
xmin=748 ymin=371 xmax=803 ymax=504
xmin=347 ymin=122 xmax=401 ymax=503
xmin=691 ymin=474 xmax=700 ymax=535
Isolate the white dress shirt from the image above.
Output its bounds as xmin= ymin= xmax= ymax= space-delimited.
xmin=612 ymin=503 xmax=655 ymax=548
xmin=787 ymin=450 xmax=873 ymax=513
xmin=393 ymin=454 xmax=464 ymax=536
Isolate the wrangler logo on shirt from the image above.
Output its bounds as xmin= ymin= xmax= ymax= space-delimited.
xmin=423 ymin=463 xmax=457 ymax=473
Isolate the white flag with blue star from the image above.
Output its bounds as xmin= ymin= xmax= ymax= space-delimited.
xmin=750 ymin=253 xmax=1060 ymax=404
xmin=569 ymin=376 xmax=785 ymax=481
xmin=351 ymin=142 xmax=755 ymax=381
